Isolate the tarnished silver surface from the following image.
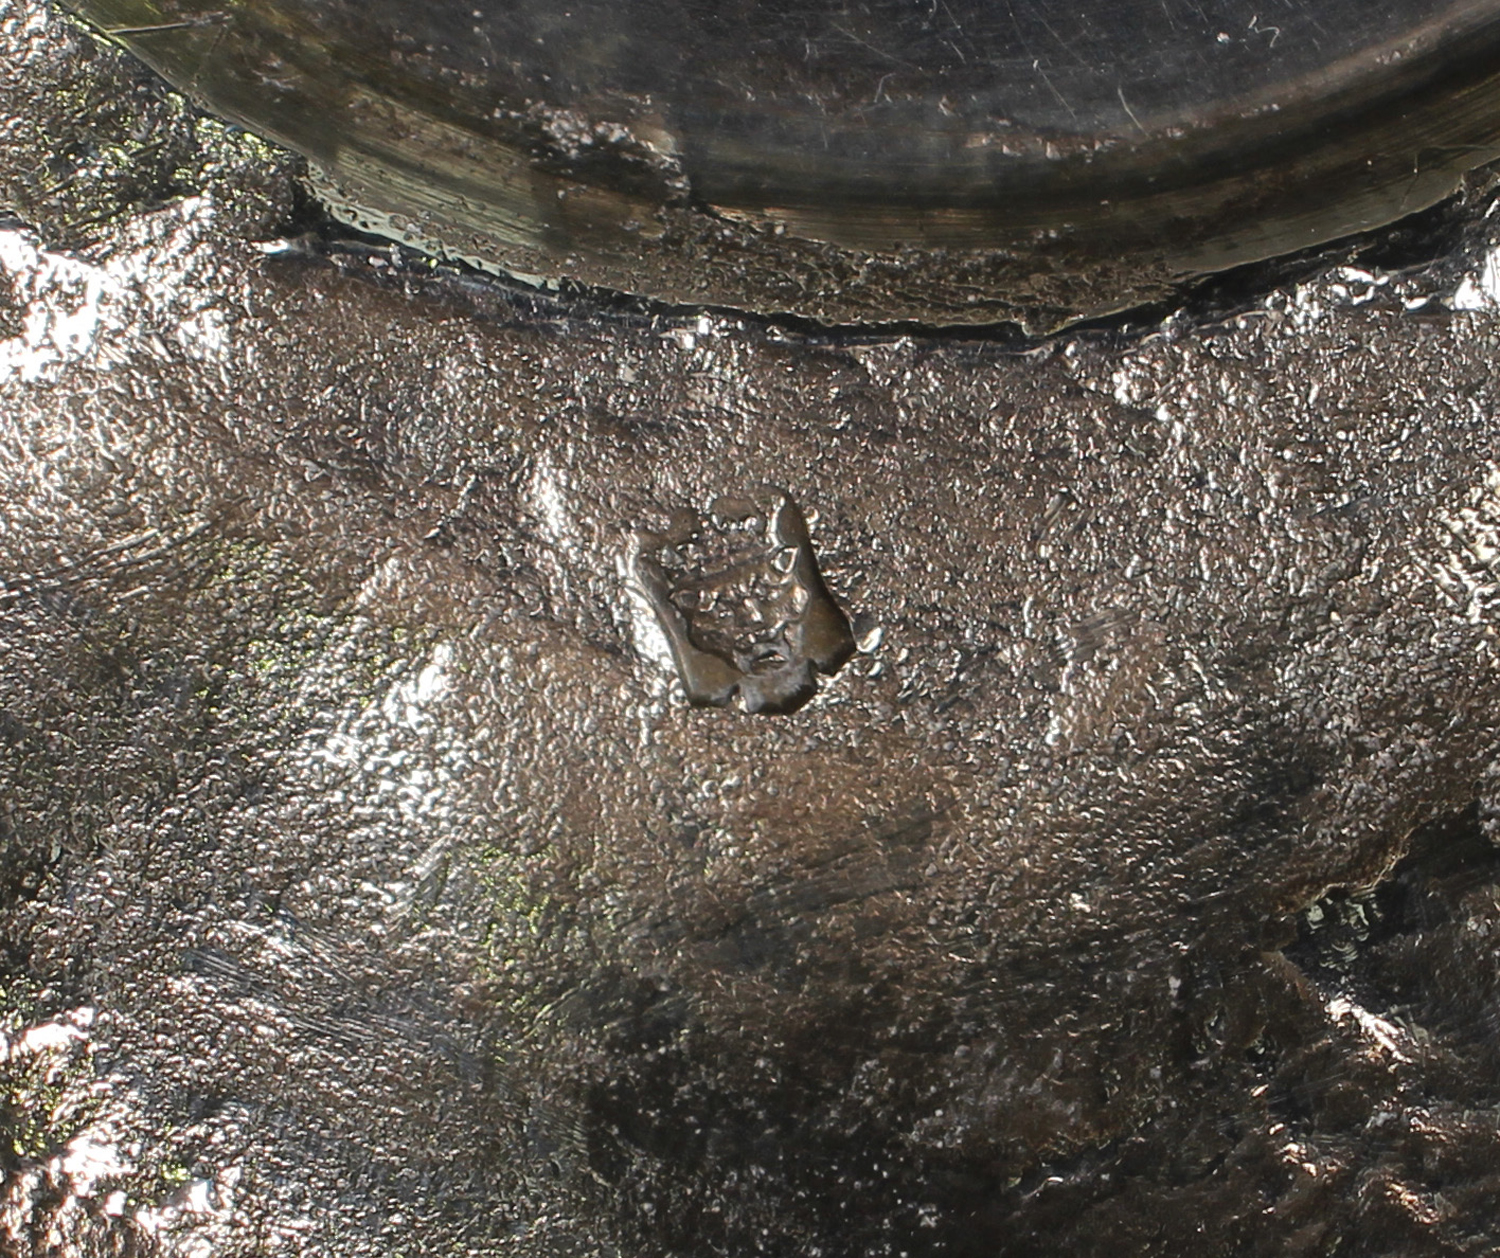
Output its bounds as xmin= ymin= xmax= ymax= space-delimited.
xmin=9 ymin=3 xmax=1500 ymax=1255
xmin=58 ymin=0 xmax=1500 ymax=327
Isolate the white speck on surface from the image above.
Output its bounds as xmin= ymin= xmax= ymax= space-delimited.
xmin=1452 ymin=245 xmax=1500 ymax=310
xmin=1326 ymin=994 xmax=1412 ymax=1063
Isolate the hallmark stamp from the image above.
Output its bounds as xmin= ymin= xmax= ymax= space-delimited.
xmin=627 ymin=493 xmax=855 ymax=714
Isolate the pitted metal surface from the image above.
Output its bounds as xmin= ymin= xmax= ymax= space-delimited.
xmin=9 ymin=4 xmax=1500 ymax=1255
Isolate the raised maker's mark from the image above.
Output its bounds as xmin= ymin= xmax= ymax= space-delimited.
xmin=628 ymin=493 xmax=855 ymax=714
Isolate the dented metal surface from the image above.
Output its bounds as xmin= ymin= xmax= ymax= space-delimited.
xmin=9 ymin=2 xmax=1500 ymax=1255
